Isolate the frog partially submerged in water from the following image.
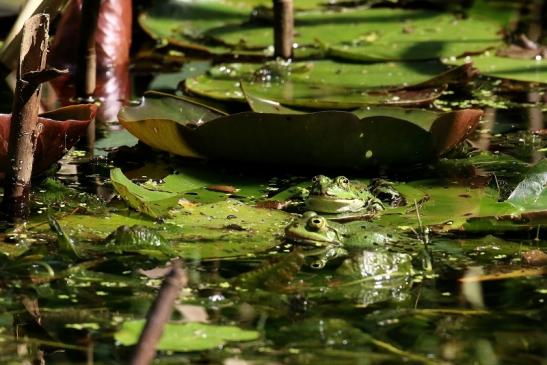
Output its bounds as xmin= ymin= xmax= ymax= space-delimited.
xmin=284 ymin=211 xmax=420 ymax=269
xmin=284 ymin=211 xmax=404 ymax=248
xmin=49 ymin=217 xmax=176 ymax=259
xmin=284 ymin=211 xmax=402 ymax=268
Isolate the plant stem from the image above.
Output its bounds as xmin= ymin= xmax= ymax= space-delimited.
xmin=76 ymin=0 xmax=101 ymax=98
xmin=130 ymin=259 xmax=187 ymax=365
xmin=76 ymin=0 xmax=101 ymax=154
xmin=273 ymin=0 xmax=294 ymax=59
xmin=2 ymin=14 xmax=55 ymax=221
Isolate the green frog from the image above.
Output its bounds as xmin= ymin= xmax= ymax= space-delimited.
xmin=304 ymin=175 xmax=384 ymax=220
xmin=284 ymin=211 xmax=422 ymax=270
xmin=284 ymin=211 xmax=403 ymax=249
xmin=49 ymin=217 xmax=176 ymax=259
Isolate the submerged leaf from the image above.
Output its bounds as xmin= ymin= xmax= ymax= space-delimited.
xmin=115 ymin=320 xmax=259 ymax=351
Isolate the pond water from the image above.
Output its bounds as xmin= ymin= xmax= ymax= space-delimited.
xmin=0 ymin=0 xmax=546 ymax=364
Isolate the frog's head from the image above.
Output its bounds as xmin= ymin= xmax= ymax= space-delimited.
xmin=306 ymin=175 xmax=376 ymax=213
xmin=284 ymin=211 xmax=346 ymax=246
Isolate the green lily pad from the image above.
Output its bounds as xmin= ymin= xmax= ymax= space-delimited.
xmin=142 ymin=2 xmax=502 ymax=61
xmin=322 ymin=10 xmax=502 ymax=61
xmin=119 ymin=93 xmax=481 ymax=168
xmin=111 ymin=168 xmax=180 ymax=218
xmin=182 ymin=109 xmax=482 ymax=169
xmin=186 ymin=60 xmax=461 ymax=108
xmin=36 ymin=198 xmax=292 ymax=259
xmin=115 ymin=320 xmax=259 ymax=351
xmin=446 ymin=54 xmax=547 ymax=84
xmin=111 ymin=167 xmax=272 ymax=218
xmin=164 ymin=199 xmax=292 ymax=259
xmin=376 ymin=179 xmax=512 ymax=232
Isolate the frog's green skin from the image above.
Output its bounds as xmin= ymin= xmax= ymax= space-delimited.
xmin=305 ymin=175 xmax=384 ymax=215
xmin=50 ymin=219 xmax=176 ymax=259
xmin=284 ymin=211 xmax=403 ymax=249
xmin=336 ymin=251 xmax=414 ymax=278
xmin=285 ymin=211 xmax=348 ymax=246
xmin=101 ymin=225 xmax=176 ymax=258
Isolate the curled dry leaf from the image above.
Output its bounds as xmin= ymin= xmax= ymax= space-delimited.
xmin=522 ymin=250 xmax=547 ymax=266
xmin=0 ymin=104 xmax=97 ymax=179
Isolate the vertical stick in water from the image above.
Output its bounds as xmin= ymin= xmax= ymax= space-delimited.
xmin=273 ymin=0 xmax=294 ymax=59
xmin=2 ymin=14 xmax=50 ymax=221
xmin=130 ymin=260 xmax=187 ymax=365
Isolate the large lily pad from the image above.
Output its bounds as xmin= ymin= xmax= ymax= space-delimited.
xmin=115 ymin=320 xmax=259 ymax=352
xmin=38 ymin=198 xmax=292 ymax=259
xmin=182 ymin=109 xmax=482 ymax=169
xmin=119 ymin=94 xmax=481 ymax=168
xmin=142 ymin=2 xmax=503 ymax=61
xmin=0 ymin=104 xmax=97 ymax=178
xmin=185 ymin=61 xmax=467 ymax=108
xmin=111 ymin=167 xmax=271 ymax=217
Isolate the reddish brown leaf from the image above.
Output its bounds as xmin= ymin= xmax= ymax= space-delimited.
xmin=522 ymin=250 xmax=547 ymax=266
xmin=0 ymin=104 xmax=97 ymax=178
xmin=48 ymin=0 xmax=132 ymax=123
xmin=206 ymin=185 xmax=239 ymax=194
xmin=430 ymin=109 xmax=483 ymax=156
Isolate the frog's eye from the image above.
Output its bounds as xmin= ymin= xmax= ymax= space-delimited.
xmin=336 ymin=176 xmax=350 ymax=187
xmin=311 ymin=176 xmax=319 ymax=183
xmin=307 ymin=216 xmax=326 ymax=231
xmin=303 ymin=211 xmax=318 ymax=218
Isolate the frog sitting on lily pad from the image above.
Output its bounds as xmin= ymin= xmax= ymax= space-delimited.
xmin=286 ymin=175 xmax=405 ymax=221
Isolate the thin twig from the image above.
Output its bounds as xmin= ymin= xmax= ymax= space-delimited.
xmin=370 ymin=337 xmax=449 ymax=365
xmin=130 ymin=259 xmax=187 ymax=365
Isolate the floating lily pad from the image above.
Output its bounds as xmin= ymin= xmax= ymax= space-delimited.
xmin=186 ymin=60 xmax=464 ymax=108
xmin=446 ymin=54 xmax=547 ymax=84
xmin=119 ymin=94 xmax=481 ymax=168
xmin=118 ymin=92 xmax=224 ymax=158
xmin=142 ymin=3 xmax=502 ymax=61
xmin=115 ymin=320 xmax=259 ymax=351
xmin=111 ymin=167 xmax=271 ymax=217
xmin=322 ymin=10 xmax=502 ymax=61
xmin=182 ymin=109 xmax=482 ymax=169
xmin=110 ymin=168 xmax=180 ymax=218
xmin=38 ymin=198 xmax=292 ymax=259
xmin=376 ymin=179 xmax=514 ymax=232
